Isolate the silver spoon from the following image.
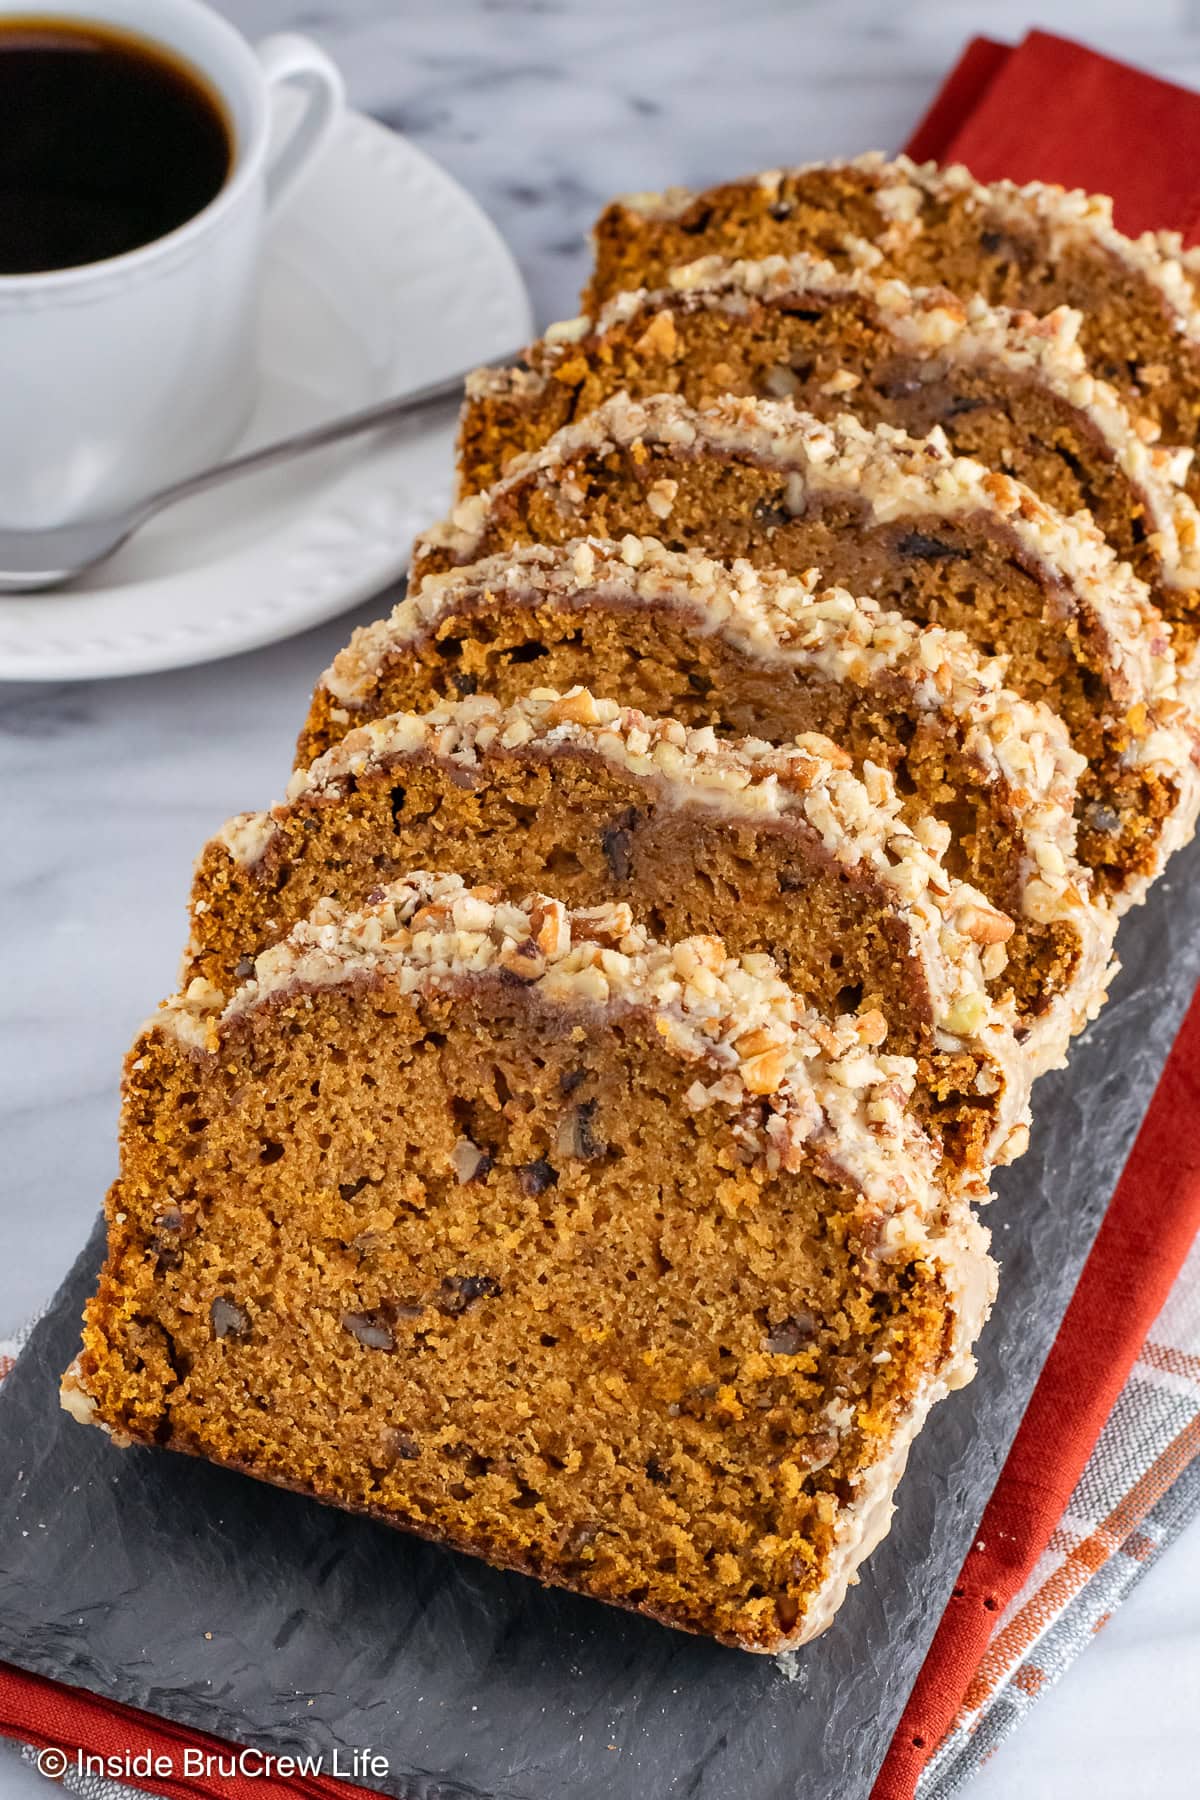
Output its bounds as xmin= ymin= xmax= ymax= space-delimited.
xmin=0 ymin=361 xmax=511 ymax=593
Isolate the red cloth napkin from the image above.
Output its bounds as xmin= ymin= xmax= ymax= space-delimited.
xmin=871 ymin=34 xmax=1200 ymax=1798
xmin=907 ymin=30 xmax=1200 ymax=242
xmin=4 ymin=32 xmax=1200 ymax=1800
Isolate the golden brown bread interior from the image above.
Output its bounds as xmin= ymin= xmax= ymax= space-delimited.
xmin=584 ymin=154 xmax=1200 ymax=507
xmin=297 ymin=540 xmax=1115 ymax=1076
xmin=418 ymin=396 xmax=1199 ymax=907
xmin=186 ymin=689 xmax=1033 ymax=1179
xmin=459 ymin=256 xmax=1200 ymax=668
xmin=65 ymin=877 xmax=994 ymax=1651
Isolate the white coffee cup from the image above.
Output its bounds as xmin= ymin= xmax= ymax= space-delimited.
xmin=0 ymin=0 xmax=344 ymax=529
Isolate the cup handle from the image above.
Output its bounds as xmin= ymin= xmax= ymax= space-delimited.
xmin=256 ymin=33 xmax=345 ymax=214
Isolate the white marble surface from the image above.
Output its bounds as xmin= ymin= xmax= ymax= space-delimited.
xmin=3 ymin=1 xmax=1200 ymax=1794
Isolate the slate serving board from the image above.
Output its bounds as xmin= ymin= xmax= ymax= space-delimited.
xmin=3 ymin=835 xmax=1199 ymax=1800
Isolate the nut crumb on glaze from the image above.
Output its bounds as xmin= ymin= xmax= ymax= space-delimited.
xmin=265 ymin=687 xmax=1018 ymax=1035
xmin=304 ymin=538 xmax=1116 ymax=1074
xmin=161 ymin=872 xmax=934 ymax=1183
xmin=415 ymin=392 xmax=1200 ymax=908
xmin=464 ymin=250 xmax=1200 ymax=603
xmin=597 ymin=152 xmax=1200 ymax=350
xmin=426 ymin=391 xmax=1179 ymax=717
xmin=586 ymin=151 xmax=1200 ymax=517
xmin=168 ymin=865 xmax=999 ymax=1265
xmin=189 ymin=684 xmax=1034 ymax=1180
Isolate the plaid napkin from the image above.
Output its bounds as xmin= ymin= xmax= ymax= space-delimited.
xmin=5 ymin=29 xmax=1200 ymax=1800
xmin=917 ymin=1234 xmax=1200 ymax=1797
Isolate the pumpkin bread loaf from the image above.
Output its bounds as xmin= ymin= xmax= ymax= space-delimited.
xmin=187 ymin=691 xmax=1030 ymax=1181
xmin=585 ymin=152 xmax=1200 ymax=502
xmin=300 ymin=539 xmax=1115 ymax=1076
xmin=460 ymin=255 xmax=1200 ymax=661
xmin=62 ymin=874 xmax=996 ymax=1652
xmin=416 ymin=394 xmax=1200 ymax=908
xmin=62 ymin=155 xmax=1200 ymax=1656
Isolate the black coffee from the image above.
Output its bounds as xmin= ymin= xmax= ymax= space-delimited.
xmin=0 ymin=16 xmax=232 ymax=274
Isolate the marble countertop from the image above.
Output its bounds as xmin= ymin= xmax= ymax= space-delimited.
xmin=3 ymin=1 xmax=1199 ymax=1794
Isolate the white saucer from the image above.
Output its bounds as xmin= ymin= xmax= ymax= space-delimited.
xmin=0 ymin=108 xmax=533 ymax=683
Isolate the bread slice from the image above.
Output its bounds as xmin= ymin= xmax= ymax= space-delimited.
xmin=416 ymin=393 xmax=1200 ymax=909
xmin=300 ymin=539 xmax=1115 ymax=1076
xmin=188 ymin=690 xmax=1031 ymax=1180
xmin=63 ymin=872 xmax=996 ymax=1653
xmin=585 ymin=152 xmax=1200 ymax=503
xmin=461 ymin=254 xmax=1200 ymax=663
